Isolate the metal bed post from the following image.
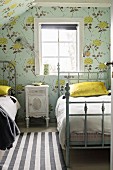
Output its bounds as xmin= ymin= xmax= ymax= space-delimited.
xmin=1 ymin=61 xmax=4 ymax=84
xmin=65 ymin=83 xmax=70 ymax=168
xmin=0 ymin=61 xmax=17 ymax=96
xmin=57 ymin=62 xmax=60 ymax=98
xmin=106 ymin=70 xmax=109 ymax=89
xmin=78 ymin=72 xmax=79 ymax=83
xmin=102 ymin=102 xmax=105 ymax=147
xmin=84 ymin=102 xmax=88 ymax=147
xmin=96 ymin=72 xmax=98 ymax=82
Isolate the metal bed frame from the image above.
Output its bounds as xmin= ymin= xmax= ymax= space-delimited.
xmin=0 ymin=61 xmax=16 ymax=96
xmin=57 ymin=63 xmax=111 ymax=168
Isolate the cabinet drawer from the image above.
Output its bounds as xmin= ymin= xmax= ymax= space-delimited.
xmin=27 ymin=89 xmax=46 ymax=95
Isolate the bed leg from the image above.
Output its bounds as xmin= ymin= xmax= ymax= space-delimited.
xmin=66 ymin=146 xmax=70 ymax=169
xmin=45 ymin=117 xmax=49 ymax=127
xmin=65 ymin=83 xmax=70 ymax=169
xmin=26 ymin=117 xmax=29 ymax=128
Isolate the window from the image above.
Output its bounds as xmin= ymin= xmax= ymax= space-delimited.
xmin=34 ymin=18 xmax=84 ymax=75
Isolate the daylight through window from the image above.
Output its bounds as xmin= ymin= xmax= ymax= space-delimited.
xmin=34 ymin=19 xmax=84 ymax=75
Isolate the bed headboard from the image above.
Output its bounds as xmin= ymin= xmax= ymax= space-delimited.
xmin=0 ymin=61 xmax=16 ymax=96
xmin=57 ymin=63 xmax=110 ymax=97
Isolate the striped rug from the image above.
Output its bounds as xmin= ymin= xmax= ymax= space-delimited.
xmin=0 ymin=132 xmax=66 ymax=170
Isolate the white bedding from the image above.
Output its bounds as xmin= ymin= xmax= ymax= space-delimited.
xmin=55 ymin=95 xmax=111 ymax=149
xmin=0 ymin=95 xmax=20 ymax=121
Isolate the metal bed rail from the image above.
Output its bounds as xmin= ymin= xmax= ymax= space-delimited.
xmin=57 ymin=63 xmax=110 ymax=98
xmin=0 ymin=61 xmax=16 ymax=96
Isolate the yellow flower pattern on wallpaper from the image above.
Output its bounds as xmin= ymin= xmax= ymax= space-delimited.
xmin=13 ymin=42 xmax=23 ymax=49
xmin=10 ymin=18 xmax=17 ymax=26
xmin=96 ymin=21 xmax=109 ymax=32
xmin=24 ymin=58 xmax=35 ymax=73
xmin=2 ymin=3 xmax=17 ymax=18
xmin=98 ymin=22 xmax=108 ymax=29
xmin=98 ymin=63 xmax=107 ymax=70
xmin=84 ymin=58 xmax=93 ymax=65
xmin=26 ymin=16 xmax=34 ymax=24
xmin=26 ymin=16 xmax=34 ymax=30
xmin=27 ymin=58 xmax=35 ymax=65
xmin=10 ymin=4 xmax=17 ymax=9
xmin=93 ymin=40 xmax=102 ymax=46
xmin=92 ymin=39 xmax=102 ymax=51
xmin=4 ymin=0 xmax=12 ymax=4
xmin=0 ymin=37 xmax=8 ymax=53
xmin=0 ymin=0 xmax=34 ymax=27
xmin=56 ymin=80 xmax=65 ymax=86
xmin=10 ymin=42 xmax=24 ymax=53
xmin=84 ymin=16 xmax=93 ymax=23
xmin=0 ymin=38 xmax=8 ymax=45
xmin=84 ymin=16 xmax=93 ymax=30
xmin=7 ymin=60 xmax=16 ymax=68
xmin=7 ymin=11 xmax=15 ymax=17
xmin=55 ymin=80 xmax=65 ymax=93
xmin=84 ymin=57 xmax=93 ymax=71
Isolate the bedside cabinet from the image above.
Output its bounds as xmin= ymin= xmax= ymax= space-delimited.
xmin=25 ymin=85 xmax=49 ymax=128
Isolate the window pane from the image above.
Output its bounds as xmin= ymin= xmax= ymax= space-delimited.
xmin=42 ymin=43 xmax=58 ymax=56
xmin=59 ymin=58 xmax=76 ymax=72
xmin=59 ymin=43 xmax=76 ymax=57
xmin=42 ymin=57 xmax=77 ymax=74
xmin=42 ymin=29 xmax=58 ymax=42
xmin=59 ymin=30 xmax=76 ymax=42
xmin=40 ymin=24 xmax=79 ymax=74
xmin=42 ymin=58 xmax=58 ymax=74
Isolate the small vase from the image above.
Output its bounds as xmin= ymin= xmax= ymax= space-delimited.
xmin=44 ymin=64 xmax=49 ymax=75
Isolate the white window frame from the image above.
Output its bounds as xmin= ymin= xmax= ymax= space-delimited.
xmin=34 ymin=18 xmax=84 ymax=75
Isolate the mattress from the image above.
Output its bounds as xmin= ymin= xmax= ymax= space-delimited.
xmin=55 ymin=95 xmax=111 ymax=149
xmin=0 ymin=95 xmax=20 ymax=121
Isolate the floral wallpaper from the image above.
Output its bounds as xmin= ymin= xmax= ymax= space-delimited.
xmin=0 ymin=6 xmax=110 ymax=123
xmin=0 ymin=0 xmax=34 ymax=28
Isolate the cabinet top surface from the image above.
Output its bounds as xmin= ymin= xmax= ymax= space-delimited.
xmin=25 ymin=85 xmax=49 ymax=88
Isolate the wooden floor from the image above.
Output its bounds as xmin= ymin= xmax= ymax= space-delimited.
xmin=67 ymin=149 xmax=110 ymax=170
xmin=19 ymin=124 xmax=110 ymax=170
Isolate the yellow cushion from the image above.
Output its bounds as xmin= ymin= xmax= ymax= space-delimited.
xmin=0 ymin=85 xmax=11 ymax=95
xmin=70 ymin=82 xmax=109 ymax=97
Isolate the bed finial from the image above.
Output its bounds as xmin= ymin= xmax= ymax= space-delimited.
xmin=65 ymin=83 xmax=70 ymax=99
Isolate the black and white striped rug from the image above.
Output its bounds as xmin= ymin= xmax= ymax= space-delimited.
xmin=0 ymin=132 xmax=66 ymax=170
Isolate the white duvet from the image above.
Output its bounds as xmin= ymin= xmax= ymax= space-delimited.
xmin=55 ymin=95 xmax=111 ymax=149
xmin=0 ymin=95 xmax=20 ymax=121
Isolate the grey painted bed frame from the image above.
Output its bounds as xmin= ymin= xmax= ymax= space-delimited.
xmin=0 ymin=60 xmax=16 ymax=96
xmin=57 ymin=63 xmax=111 ymax=168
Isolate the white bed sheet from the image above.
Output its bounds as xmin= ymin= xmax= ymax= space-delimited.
xmin=55 ymin=95 xmax=111 ymax=149
xmin=0 ymin=95 xmax=20 ymax=121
